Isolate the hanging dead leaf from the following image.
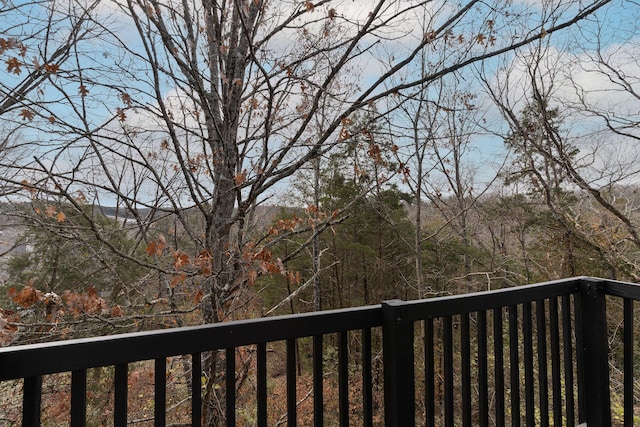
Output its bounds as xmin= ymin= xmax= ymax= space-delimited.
xmin=6 ymin=57 xmax=21 ymax=74
xmin=234 ymin=171 xmax=247 ymax=186
xmin=79 ymin=85 xmax=89 ymax=97
xmin=44 ymin=63 xmax=59 ymax=74
xmin=45 ymin=205 xmax=57 ymax=218
xmin=111 ymin=305 xmax=124 ymax=317
xmin=247 ymin=269 xmax=258 ymax=286
xmin=121 ymin=92 xmax=132 ymax=107
xmin=195 ymin=249 xmax=213 ymax=276
xmin=173 ymin=251 xmax=190 ymax=270
xmin=145 ymin=234 xmax=166 ymax=257
xmin=10 ymin=286 xmax=42 ymax=308
xmin=194 ymin=289 xmax=204 ymax=304
xmin=19 ymin=109 xmax=34 ymax=121
xmin=56 ymin=211 xmax=66 ymax=223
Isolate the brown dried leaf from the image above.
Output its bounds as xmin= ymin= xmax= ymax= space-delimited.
xmin=6 ymin=57 xmax=21 ymax=74
xmin=173 ymin=251 xmax=190 ymax=270
xmin=19 ymin=109 xmax=34 ymax=121
xmin=121 ymin=92 xmax=132 ymax=107
xmin=44 ymin=63 xmax=59 ymax=74
xmin=45 ymin=205 xmax=57 ymax=218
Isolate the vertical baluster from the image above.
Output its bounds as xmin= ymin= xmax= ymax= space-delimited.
xmin=362 ymin=328 xmax=373 ymax=427
xmin=114 ymin=364 xmax=128 ymax=426
xmin=574 ymin=292 xmax=585 ymax=423
xmin=338 ymin=332 xmax=349 ymax=427
xmin=192 ymin=353 xmax=202 ymax=427
xmin=536 ymin=300 xmax=549 ymax=426
xmin=508 ymin=305 xmax=520 ymax=426
xmin=256 ymin=343 xmax=267 ymax=427
xmin=23 ymin=376 xmax=42 ymax=427
xmin=424 ymin=318 xmax=435 ymax=427
xmin=477 ymin=310 xmax=488 ymax=427
xmin=562 ymin=295 xmax=575 ymax=425
xmin=522 ymin=302 xmax=534 ymax=426
xmin=443 ymin=315 xmax=454 ymax=427
xmin=548 ymin=297 xmax=562 ymax=426
xmin=225 ymin=348 xmax=235 ymax=427
xmin=461 ymin=313 xmax=471 ymax=427
xmin=286 ymin=339 xmax=297 ymax=427
xmin=494 ymin=308 xmax=505 ymax=427
xmin=154 ymin=359 xmax=166 ymax=427
xmin=313 ymin=335 xmax=323 ymax=427
xmin=71 ymin=369 xmax=87 ymax=427
xmin=624 ymin=298 xmax=634 ymax=427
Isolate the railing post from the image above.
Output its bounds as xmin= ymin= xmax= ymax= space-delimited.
xmin=382 ymin=299 xmax=414 ymax=427
xmin=578 ymin=278 xmax=611 ymax=426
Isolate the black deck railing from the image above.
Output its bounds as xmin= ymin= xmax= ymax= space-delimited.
xmin=0 ymin=276 xmax=638 ymax=426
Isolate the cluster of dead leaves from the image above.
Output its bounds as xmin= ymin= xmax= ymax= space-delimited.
xmin=0 ymin=285 xmax=124 ymax=345
xmin=34 ymin=204 xmax=67 ymax=222
xmin=144 ymin=235 xmax=214 ymax=290
xmin=7 ymin=285 xmax=112 ymax=318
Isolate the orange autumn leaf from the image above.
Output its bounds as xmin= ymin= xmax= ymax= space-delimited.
xmin=173 ymin=251 xmax=190 ymax=270
xmin=10 ymin=286 xmax=42 ymax=308
xmin=111 ymin=305 xmax=124 ymax=317
xmin=234 ymin=171 xmax=247 ymax=185
xmin=45 ymin=205 xmax=57 ymax=218
xmin=193 ymin=289 xmax=204 ymax=305
xmin=145 ymin=234 xmax=166 ymax=257
xmin=56 ymin=211 xmax=66 ymax=222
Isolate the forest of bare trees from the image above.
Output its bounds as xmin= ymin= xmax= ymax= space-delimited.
xmin=2 ymin=0 xmax=640 ymax=424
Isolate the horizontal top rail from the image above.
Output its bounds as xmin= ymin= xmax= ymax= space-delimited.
xmin=602 ymin=279 xmax=640 ymax=300
xmin=0 ymin=304 xmax=381 ymax=380
xmin=389 ymin=276 xmax=585 ymax=321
